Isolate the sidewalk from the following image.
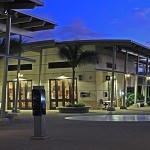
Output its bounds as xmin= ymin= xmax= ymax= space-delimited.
xmin=0 ymin=107 xmax=150 ymax=150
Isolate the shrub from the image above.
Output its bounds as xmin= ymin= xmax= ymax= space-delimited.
xmin=66 ymin=103 xmax=86 ymax=107
xmin=137 ymin=93 xmax=144 ymax=100
xmin=126 ymin=93 xmax=144 ymax=107
xmin=126 ymin=93 xmax=134 ymax=107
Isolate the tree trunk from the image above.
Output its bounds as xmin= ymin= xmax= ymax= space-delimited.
xmin=71 ymin=67 xmax=75 ymax=104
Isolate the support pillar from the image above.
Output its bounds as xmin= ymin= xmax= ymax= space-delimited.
xmin=12 ymin=35 xmax=22 ymax=113
xmin=120 ymin=50 xmax=128 ymax=109
xmin=38 ymin=49 xmax=43 ymax=86
xmin=144 ymin=57 xmax=148 ymax=105
xmin=134 ymin=55 xmax=139 ymax=104
xmin=107 ymin=46 xmax=116 ymax=111
xmin=0 ymin=10 xmax=11 ymax=121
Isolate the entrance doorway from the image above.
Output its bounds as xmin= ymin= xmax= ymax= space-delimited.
xmin=7 ymin=80 xmax=32 ymax=110
xmin=49 ymin=79 xmax=77 ymax=110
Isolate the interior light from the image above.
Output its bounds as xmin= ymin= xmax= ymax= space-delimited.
xmin=58 ymin=74 xmax=68 ymax=79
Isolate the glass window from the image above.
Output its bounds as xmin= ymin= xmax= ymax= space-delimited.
xmin=51 ymin=80 xmax=56 ymax=99
xmin=8 ymin=82 xmax=13 ymax=100
xmin=20 ymin=81 xmax=26 ymax=100
xmin=74 ymin=79 xmax=77 ymax=99
xmin=27 ymin=81 xmax=32 ymax=100
xmin=65 ymin=80 xmax=69 ymax=99
xmin=58 ymin=80 xmax=62 ymax=99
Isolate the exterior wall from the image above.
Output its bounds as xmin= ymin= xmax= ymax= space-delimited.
xmin=96 ymin=48 xmax=136 ymax=74
xmin=0 ymin=42 xmax=139 ymax=110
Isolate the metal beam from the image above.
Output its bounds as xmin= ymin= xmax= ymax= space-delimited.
xmin=32 ymin=24 xmax=56 ymax=31
xmin=0 ymin=22 xmax=34 ymax=37
xmin=12 ymin=16 xmax=32 ymax=24
xmin=0 ymin=53 xmax=36 ymax=62
xmin=0 ymin=32 xmax=15 ymax=38
xmin=0 ymin=3 xmax=38 ymax=9
xmin=0 ymin=14 xmax=7 ymax=19
xmin=0 ymin=0 xmax=14 ymax=2
xmin=0 ymin=0 xmax=44 ymax=9
xmin=21 ymin=21 xmax=45 ymax=29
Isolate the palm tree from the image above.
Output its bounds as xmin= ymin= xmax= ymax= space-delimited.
xmin=0 ymin=37 xmax=23 ymax=54
xmin=58 ymin=41 xmax=100 ymax=105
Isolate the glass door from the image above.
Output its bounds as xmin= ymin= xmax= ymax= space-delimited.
xmin=49 ymin=79 xmax=77 ymax=110
xmin=7 ymin=80 xmax=32 ymax=110
xmin=8 ymin=82 xmax=15 ymax=109
xmin=50 ymin=80 xmax=57 ymax=110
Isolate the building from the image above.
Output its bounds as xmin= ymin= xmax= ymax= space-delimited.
xmin=1 ymin=39 xmax=150 ymax=110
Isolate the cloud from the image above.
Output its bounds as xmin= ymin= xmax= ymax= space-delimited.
xmin=145 ymin=41 xmax=150 ymax=47
xmin=132 ymin=8 xmax=150 ymax=19
xmin=57 ymin=19 xmax=109 ymax=40
xmin=110 ymin=19 xmax=126 ymax=24
xmin=128 ymin=0 xmax=136 ymax=2
xmin=27 ymin=19 xmax=110 ymax=42
xmin=25 ymin=30 xmax=55 ymax=42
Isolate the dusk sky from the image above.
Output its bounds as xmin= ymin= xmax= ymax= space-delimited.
xmin=24 ymin=0 xmax=150 ymax=46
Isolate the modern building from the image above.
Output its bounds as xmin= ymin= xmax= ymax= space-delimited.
xmin=1 ymin=39 xmax=150 ymax=110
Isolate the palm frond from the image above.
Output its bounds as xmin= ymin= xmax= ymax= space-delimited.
xmin=0 ymin=37 xmax=23 ymax=54
xmin=58 ymin=41 xmax=100 ymax=68
xmin=78 ymin=51 xmax=100 ymax=67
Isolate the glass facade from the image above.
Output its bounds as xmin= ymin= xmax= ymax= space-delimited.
xmin=49 ymin=79 xmax=77 ymax=110
xmin=7 ymin=80 xmax=32 ymax=110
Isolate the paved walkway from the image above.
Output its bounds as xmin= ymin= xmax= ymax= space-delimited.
xmin=0 ymin=106 xmax=150 ymax=150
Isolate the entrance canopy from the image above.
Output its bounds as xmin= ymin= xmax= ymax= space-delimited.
xmin=0 ymin=0 xmax=43 ymax=9
xmin=0 ymin=10 xmax=57 ymax=37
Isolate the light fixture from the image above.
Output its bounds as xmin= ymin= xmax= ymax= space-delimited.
xmin=18 ymin=73 xmax=23 ymax=78
xmin=58 ymin=74 xmax=68 ymax=79
xmin=147 ymin=76 xmax=150 ymax=80
xmin=110 ymin=76 xmax=116 ymax=80
xmin=126 ymin=73 xmax=130 ymax=78
xmin=13 ymin=73 xmax=25 ymax=81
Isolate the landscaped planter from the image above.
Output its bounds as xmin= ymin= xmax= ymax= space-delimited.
xmin=57 ymin=106 xmax=91 ymax=113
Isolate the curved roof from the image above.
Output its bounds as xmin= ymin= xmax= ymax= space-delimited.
xmin=57 ymin=39 xmax=150 ymax=58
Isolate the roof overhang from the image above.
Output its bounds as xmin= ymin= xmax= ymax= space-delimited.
xmin=23 ymin=40 xmax=56 ymax=52
xmin=0 ymin=0 xmax=43 ymax=9
xmin=0 ymin=10 xmax=57 ymax=37
xmin=0 ymin=52 xmax=35 ymax=62
xmin=58 ymin=39 xmax=150 ymax=58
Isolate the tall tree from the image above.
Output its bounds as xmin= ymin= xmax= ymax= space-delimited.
xmin=58 ymin=41 xmax=100 ymax=105
xmin=0 ymin=37 xmax=23 ymax=54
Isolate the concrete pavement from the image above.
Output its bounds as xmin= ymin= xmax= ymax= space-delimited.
xmin=0 ymin=106 xmax=150 ymax=150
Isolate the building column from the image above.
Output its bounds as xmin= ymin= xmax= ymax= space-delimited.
xmin=38 ymin=49 xmax=43 ymax=86
xmin=134 ymin=75 xmax=138 ymax=104
xmin=134 ymin=55 xmax=139 ymax=104
xmin=107 ymin=46 xmax=116 ymax=111
xmin=12 ymin=35 xmax=22 ymax=113
xmin=0 ymin=10 xmax=11 ymax=120
xmin=144 ymin=57 xmax=148 ymax=105
xmin=120 ymin=50 xmax=128 ymax=109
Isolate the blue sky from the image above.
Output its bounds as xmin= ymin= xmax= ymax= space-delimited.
xmin=24 ymin=0 xmax=150 ymax=46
